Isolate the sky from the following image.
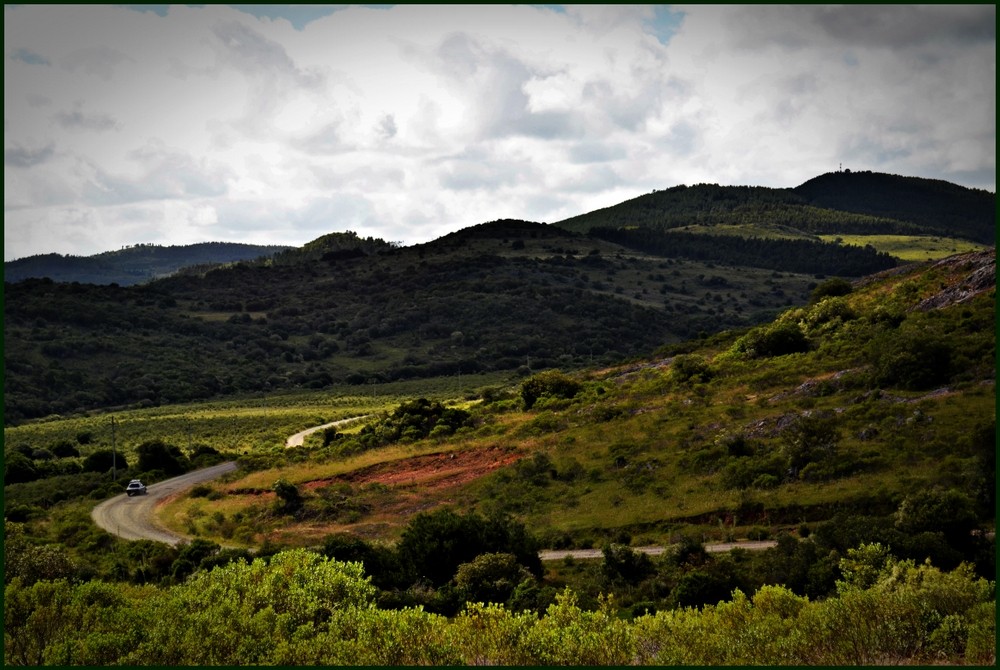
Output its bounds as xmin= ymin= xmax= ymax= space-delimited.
xmin=4 ymin=4 xmax=995 ymax=261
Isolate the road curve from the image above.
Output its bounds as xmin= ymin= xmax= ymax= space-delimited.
xmin=91 ymin=417 xmax=780 ymax=559
xmin=91 ymin=461 xmax=238 ymax=546
xmin=285 ymin=414 xmax=372 ymax=448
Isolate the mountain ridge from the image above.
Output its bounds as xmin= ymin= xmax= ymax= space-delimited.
xmin=4 ymin=242 xmax=293 ymax=286
xmin=3 ymin=171 xmax=993 ymax=423
xmin=553 ymin=170 xmax=995 ymax=245
xmin=5 ymin=170 xmax=993 ymax=287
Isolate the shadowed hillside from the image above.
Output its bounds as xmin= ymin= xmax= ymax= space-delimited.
xmin=4 ymin=242 xmax=292 ymax=286
xmin=555 ymin=170 xmax=994 ymax=245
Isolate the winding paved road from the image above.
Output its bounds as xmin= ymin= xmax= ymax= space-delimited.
xmin=91 ymin=461 xmax=238 ymax=546
xmin=285 ymin=415 xmax=371 ymax=448
xmin=91 ymin=418 xmax=779 ymax=558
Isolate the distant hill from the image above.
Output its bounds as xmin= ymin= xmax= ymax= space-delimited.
xmin=555 ymin=171 xmax=995 ymax=245
xmin=3 ymin=172 xmax=993 ymax=422
xmin=793 ymin=171 xmax=996 ymax=244
xmin=3 ymin=222 xmax=821 ymax=423
xmin=4 ymin=242 xmax=293 ymax=286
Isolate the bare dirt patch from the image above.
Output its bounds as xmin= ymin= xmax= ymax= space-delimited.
xmin=304 ymin=445 xmax=523 ymax=493
xmin=254 ymin=446 xmax=526 ymax=544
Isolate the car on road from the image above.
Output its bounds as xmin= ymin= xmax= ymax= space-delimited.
xmin=125 ymin=479 xmax=147 ymax=496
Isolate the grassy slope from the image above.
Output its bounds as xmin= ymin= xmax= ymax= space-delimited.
xmin=2 ymin=374 xmax=505 ymax=462
xmin=817 ymin=234 xmax=990 ymax=261
xmin=664 ymin=226 xmax=988 ymax=263
xmin=153 ymin=250 xmax=995 ymax=549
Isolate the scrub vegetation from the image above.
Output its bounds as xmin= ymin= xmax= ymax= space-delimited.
xmin=3 ymin=171 xmax=995 ymax=664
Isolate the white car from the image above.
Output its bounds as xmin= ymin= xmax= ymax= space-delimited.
xmin=125 ymin=479 xmax=147 ymax=496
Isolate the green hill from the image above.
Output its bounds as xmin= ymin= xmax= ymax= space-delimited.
xmin=554 ymin=171 xmax=995 ymax=256
xmin=4 ymin=249 xmax=992 ymax=638
xmin=3 ymin=171 xmax=993 ymax=425
xmin=794 ymin=170 xmax=996 ymax=244
xmin=3 ymin=170 xmax=996 ymax=665
xmin=4 ymin=242 xmax=292 ymax=286
xmin=4 ymin=223 xmax=823 ymax=424
xmin=554 ymin=183 xmax=913 ymax=235
xmin=163 ymin=249 xmax=992 ymax=551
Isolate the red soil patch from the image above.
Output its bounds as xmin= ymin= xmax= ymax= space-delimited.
xmin=303 ymin=445 xmax=523 ymax=493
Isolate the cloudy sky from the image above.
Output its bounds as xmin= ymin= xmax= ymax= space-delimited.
xmin=4 ymin=4 xmax=995 ymax=261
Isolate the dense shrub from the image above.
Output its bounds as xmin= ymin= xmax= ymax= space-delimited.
xmin=4 ymin=454 xmax=38 ymax=485
xmin=720 ymin=454 xmax=785 ymax=490
xmin=868 ymin=330 xmax=953 ymax=390
xmin=670 ymin=354 xmax=714 ymax=384
xmin=602 ymin=544 xmax=656 ymax=585
xmin=272 ymin=479 xmax=303 ymax=516
xmin=320 ymin=534 xmax=402 ymax=591
xmin=780 ymin=412 xmax=840 ymax=479
xmin=81 ymin=449 xmax=128 ymax=474
xmin=136 ymin=440 xmax=190 ymax=476
xmin=3 ymin=545 xmax=994 ymax=666
xmin=396 ymin=509 xmax=542 ymax=589
xmin=354 ymin=398 xmax=472 ymax=448
xmin=454 ymin=552 xmax=532 ymax=605
xmin=520 ymin=370 xmax=582 ymax=410
xmin=809 ymin=277 xmax=853 ymax=304
xmin=731 ymin=322 xmax=809 ymax=358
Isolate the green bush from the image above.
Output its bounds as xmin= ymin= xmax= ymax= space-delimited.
xmin=81 ymin=449 xmax=128 ymax=474
xmin=396 ymin=509 xmax=542 ymax=589
xmin=4 ymin=453 xmax=38 ymax=484
xmin=803 ymin=296 xmax=857 ymax=332
xmin=356 ymin=398 xmax=472 ymax=447
xmin=868 ymin=330 xmax=953 ymax=390
xmin=272 ymin=479 xmax=303 ymax=515
xmin=520 ymin=370 xmax=582 ymax=410
xmin=731 ymin=322 xmax=809 ymax=358
xmin=780 ymin=412 xmax=840 ymax=479
xmin=719 ymin=454 xmax=785 ymax=490
xmin=454 ymin=552 xmax=532 ymax=605
xmin=3 ymin=547 xmax=994 ymax=666
xmin=136 ymin=440 xmax=190 ymax=476
xmin=671 ymin=354 xmax=714 ymax=384
xmin=601 ymin=544 xmax=655 ymax=585
xmin=809 ymin=277 xmax=853 ymax=304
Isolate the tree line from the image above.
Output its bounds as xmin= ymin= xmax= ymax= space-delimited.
xmin=590 ymin=227 xmax=898 ymax=276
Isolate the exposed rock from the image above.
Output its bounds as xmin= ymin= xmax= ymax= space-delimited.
xmin=913 ymin=250 xmax=995 ymax=311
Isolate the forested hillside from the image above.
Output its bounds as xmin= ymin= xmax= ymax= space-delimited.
xmin=4 ymin=249 xmax=994 ymax=666
xmin=794 ymin=171 xmax=996 ymax=244
xmin=4 ymin=224 xmax=820 ymax=424
xmin=4 ymin=170 xmax=994 ymax=426
xmin=4 ymin=242 xmax=291 ymax=286
xmin=590 ymin=227 xmax=897 ymax=276
xmin=555 ymin=170 xmax=995 ymax=245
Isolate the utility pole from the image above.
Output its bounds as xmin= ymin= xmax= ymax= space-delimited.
xmin=111 ymin=416 xmax=117 ymax=482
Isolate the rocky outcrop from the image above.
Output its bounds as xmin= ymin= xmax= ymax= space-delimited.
xmin=913 ymin=250 xmax=995 ymax=311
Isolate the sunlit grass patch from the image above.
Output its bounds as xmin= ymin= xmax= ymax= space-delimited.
xmin=819 ymin=234 xmax=988 ymax=261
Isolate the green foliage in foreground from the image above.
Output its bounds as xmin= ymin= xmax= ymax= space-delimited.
xmin=4 ymin=545 xmax=994 ymax=666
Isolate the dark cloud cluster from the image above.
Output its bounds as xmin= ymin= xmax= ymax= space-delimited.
xmin=5 ymin=144 xmax=55 ymax=168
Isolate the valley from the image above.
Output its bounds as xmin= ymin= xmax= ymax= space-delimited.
xmin=3 ymin=170 xmax=995 ymax=665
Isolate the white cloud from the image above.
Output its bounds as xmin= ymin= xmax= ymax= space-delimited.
xmin=3 ymin=4 xmax=995 ymax=261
